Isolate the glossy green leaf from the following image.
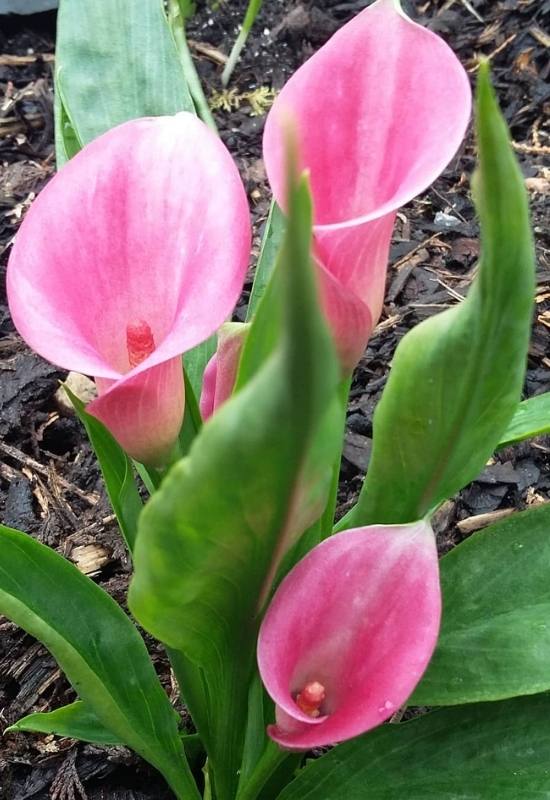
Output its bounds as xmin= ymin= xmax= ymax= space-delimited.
xmin=412 ymin=502 xmax=550 ymax=706
xmin=498 ymin=393 xmax=550 ymax=448
xmin=129 ymin=165 xmax=340 ymax=800
xmin=342 ymin=64 xmax=535 ymax=528
xmin=7 ymin=701 xmax=206 ymax=771
xmin=55 ymin=0 xmax=194 ymax=163
xmin=276 ymin=695 xmax=550 ymax=800
xmin=0 ymin=525 xmax=198 ymax=800
xmin=246 ymin=202 xmax=286 ymax=322
xmin=6 ymin=701 xmax=123 ymax=746
xmin=64 ymin=387 xmax=142 ymax=551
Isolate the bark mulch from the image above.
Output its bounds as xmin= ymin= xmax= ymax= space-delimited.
xmin=0 ymin=1 xmax=548 ymax=797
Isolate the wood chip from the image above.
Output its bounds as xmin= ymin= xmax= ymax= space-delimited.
xmin=70 ymin=543 xmax=111 ymax=576
xmin=457 ymin=508 xmax=516 ymax=534
xmin=529 ymin=26 xmax=550 ymax=49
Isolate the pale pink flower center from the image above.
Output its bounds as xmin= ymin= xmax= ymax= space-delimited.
xmin=295 ymin=681 xmax=326 ymax=718
xmin=126 ymin=320 xmax=155 ymax=368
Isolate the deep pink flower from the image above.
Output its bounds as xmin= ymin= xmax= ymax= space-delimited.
xmin=263 ymin=0 xmax=472 ymax=370
xmin=7 ymin=113 xmax=251 ymax=465
xmin=257 ymin=521 xmax=440 ymax=749
xmin=200 ymin=322 xmax=249 ymax=421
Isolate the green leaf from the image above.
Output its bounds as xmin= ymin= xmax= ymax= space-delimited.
xmin=64 ymin=387 xmax=142 ymax=552
xmin=341 ymin=63 xmax=535 ymax=528
xmin=276 ymin=695 xmax=550 ymax=800
xmin=412 ymin=503 xmax=550 ymax=706
xmin=498 ymin=393 xmax=550 ymax=448
xmin=246 ymin=202 xmax=286 ymax=322
xmin=53 ymin=83 xmax=81 ymax=166
xmin=184 ymin=337 xmax=217 ymax=405
xmin=6 ymin=701 xmax=206 ymax=771
xmin=0 ymin=525 xmax=198 ymax=800
xmin=177 ymin=365 xmax=205 ymax=456
xmin=55 ymin=0 xmax=194 ymax=162
xmin=6 ymin=701 xmax=123 ymax=746
xmin=129 ymin=164 xmax=340 ymax=799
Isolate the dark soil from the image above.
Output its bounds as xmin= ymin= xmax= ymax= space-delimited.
xmin=0 ymin=0 xmax=549 ymax=797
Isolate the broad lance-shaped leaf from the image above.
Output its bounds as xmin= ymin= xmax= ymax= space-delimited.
xmin=341 ymin=63 xmax=535 ymax=529
xmin=6 ymin=702 xmax=122 ymax=746
xmin=411 ymin=502 xmax=550 ymax=706
xmin=7 ymin=702 xmax=206 ymax=772
xmin=55 ymin=0 xmax=194 ymax=164
xmin=0 ymin=525 xmax=199 ymax=800
xmin=129 ymin=164 xmax=341 ymax=799
xmin=498 ymin=393 xmax=550 ymax=448
xmin=275 ymin=694 xmax=550 ymax=800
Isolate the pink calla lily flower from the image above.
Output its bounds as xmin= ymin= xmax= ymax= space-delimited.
xmin=7 ymin=113 xmax=251 ymax=465
xmin=257 ymin=521 xmax=440 ymax=749
xmin=263 ymin=0 xmax=472 ymax=370
xmin=200 ymin=322 xmax=249 ymax=421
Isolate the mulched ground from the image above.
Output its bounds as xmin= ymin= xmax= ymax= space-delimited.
xmin=0 ymin=0 xmax=549 ymax=797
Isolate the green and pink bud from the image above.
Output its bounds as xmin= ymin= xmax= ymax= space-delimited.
xmin=200 ymin=322 xmax=249 ymax=421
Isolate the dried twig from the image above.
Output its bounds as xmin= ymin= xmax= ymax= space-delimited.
xmin=469 ymin=34 xmax=517 ymax=72
xmin=0 ymin=441 xmax=99 ymax=506
xmin=0 ymin=53 xmax=54 ymax=66
xmin=188 ymin=38 xmax=228 ymax=65
xmin=441 ymin=0 xmax=484 ymax=23
xmin=512 ymin=141 xmax=550 ymax=156
xmin=393 ymin=233 xmax=449 ymax=272
xmin=0 ymin=112 xmax=44 ymax=135
xmin=457 ymin=508 xmax=516 ymax=535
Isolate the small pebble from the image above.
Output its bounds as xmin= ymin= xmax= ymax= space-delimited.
xmin=434 ymin=211 xmax=461 ymax=230
xmin=55 ymin=371 xmax=97 ymax=415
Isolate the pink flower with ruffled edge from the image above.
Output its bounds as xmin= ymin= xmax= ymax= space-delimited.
xmin=7 ymin=113 xmax=251 ymax=465
xmin=258 ymin=521 xmax=440 ymax=749
xmin=263 ymin=0 xmax=472 ymax=370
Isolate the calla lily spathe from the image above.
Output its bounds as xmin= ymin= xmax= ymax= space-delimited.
xmin=263 ymin=0 xmax=472 ymax=370
xmin=7 ymin=112 xmax=251 ymax=465
xmin=258 ymin=521 xmax=441 ymax=749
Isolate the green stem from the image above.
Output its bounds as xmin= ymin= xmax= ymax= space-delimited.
xmin=236 ymin=741 xmax=289 ymax=800
xmin=320 ymin=376 xmax=353 ymax=539
xmin=167 ymin=0 xmax=217 ymax=131
xmin=222 ymin=0 xmax=263 ymax=86
xmin=222 ymin=28 xmax=248 ymax=87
